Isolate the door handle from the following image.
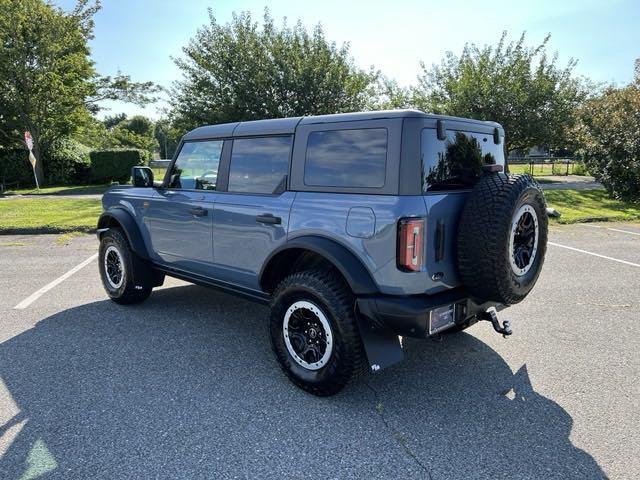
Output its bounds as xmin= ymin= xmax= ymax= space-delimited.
xmin=189 ymin=207 xmax=208 ymax=217
xmin=256 ymin=214 xmax=281 ymax=225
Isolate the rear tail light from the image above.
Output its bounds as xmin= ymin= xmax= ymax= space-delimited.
xmin=397 ymin=218 xmax=425 ymax=272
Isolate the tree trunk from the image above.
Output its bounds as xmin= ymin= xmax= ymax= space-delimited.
xmin=504 ymin=142 xmax=510 ymax=173
xmin=31 ymin=140 xmax=45 ymax=187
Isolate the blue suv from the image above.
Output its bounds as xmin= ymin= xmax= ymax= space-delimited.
xmin=97 ymin=110 xmax=548 ymax=395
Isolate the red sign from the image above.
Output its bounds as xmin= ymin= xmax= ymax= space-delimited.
xmin=24 ymin=131 xmax=33 ymax=151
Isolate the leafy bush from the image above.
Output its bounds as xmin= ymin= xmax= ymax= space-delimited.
xmin=90 ymin=149 xmax=147 ymax=182
xmin=572 ymin=162 xmax=589 ymax=176
xmin=45 ymin=138 xmax=91 ymax=184
xmin=575 ymin=84 xmax=640 ymax=200
xmin=551 ymin=160 xmax=568 ymax=176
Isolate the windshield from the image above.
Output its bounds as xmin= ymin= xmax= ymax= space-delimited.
xmin=421 ymin=128 xmax=505 ymax=192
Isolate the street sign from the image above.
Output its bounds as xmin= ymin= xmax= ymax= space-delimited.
xmin=23 ymin=131 xmax=39 ymax=190
xmin=24 ymin=131 xmax=33 ymax=151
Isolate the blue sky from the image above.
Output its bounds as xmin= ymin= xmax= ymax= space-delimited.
xmin=57 ymin=0 xmax=640 ymax=118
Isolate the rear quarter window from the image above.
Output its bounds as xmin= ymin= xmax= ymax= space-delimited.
xmin=304 ymin=128 xmax=387 ymax=188
xmin=421 ymin=128 xmax=505 ymax=192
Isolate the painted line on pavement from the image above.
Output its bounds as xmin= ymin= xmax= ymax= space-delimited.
xmin=605 ymin=227 xmax=640 ymax=237
xmin=548 ymin=242 xmax=640 ymax=268
xmin=580 ymin=224 xmax=640 ymax=236
xmin=14 ymin=253 xmax=98 ymax=310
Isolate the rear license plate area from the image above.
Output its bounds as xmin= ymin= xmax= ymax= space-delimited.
xmin=429 ymin=304 xmax=455 ymax=335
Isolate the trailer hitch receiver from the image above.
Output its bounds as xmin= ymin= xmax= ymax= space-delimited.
xmin=480 ymin=309 xmax=512 ymax=337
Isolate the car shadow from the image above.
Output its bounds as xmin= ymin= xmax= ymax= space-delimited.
xmin=0 ymin=285 xmax=606 ymax=479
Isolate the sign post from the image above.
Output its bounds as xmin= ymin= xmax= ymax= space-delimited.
xmin=24 ymin=131 xmax=39 ymax=190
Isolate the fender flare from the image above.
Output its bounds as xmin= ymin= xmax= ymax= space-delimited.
xmin=97 ymin=208 xmax=149 ymax=260
xmin=259 ymin=236 xmax=379 ymax=295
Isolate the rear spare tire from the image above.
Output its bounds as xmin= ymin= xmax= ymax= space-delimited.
xmin=457 ymin=173 xmax=547 ymax=305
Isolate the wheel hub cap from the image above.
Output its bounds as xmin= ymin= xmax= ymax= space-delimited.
xmin=509 ymin=204 xmax=539 ymax=277
xmin=283 ymin=301 xmax=333 ymax=371
xmin=104 ymin=245 xmax=125 ymax=289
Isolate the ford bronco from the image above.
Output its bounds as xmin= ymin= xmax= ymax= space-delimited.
xmin=97 ymin=110 xmax=547 ymax=396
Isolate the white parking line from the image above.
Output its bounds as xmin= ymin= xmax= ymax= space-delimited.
xmin=548 ymin=242 xmax=640 ymax=268
xmin=606 ymin=227 xmax=640 ymax=237
xmin=13 ymin=253 xmax=98 ymax=310
xmin=580 ymin=224 xmax=640 ymax=236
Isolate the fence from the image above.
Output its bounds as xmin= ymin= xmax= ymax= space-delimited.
xmin=508 ymin=157 xmax=586 ymax=176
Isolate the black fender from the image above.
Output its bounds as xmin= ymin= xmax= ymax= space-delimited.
xmin=259 ymin=235 xmax=379 ymax=295
xmin=97 ymin=208 xmax=150 ymax=260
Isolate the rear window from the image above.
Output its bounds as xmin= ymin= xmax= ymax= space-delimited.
xmin=228 ymin=136 xmax=292 ymax=194
xmin=421 ymin=129 xmax=505 ymax=192
xmin=304 ymin=128 xmax=387 ymax=188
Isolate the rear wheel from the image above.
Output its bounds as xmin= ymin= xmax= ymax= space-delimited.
xmin=99 ymin=228 xmax=153 ymax=305
xmin=269 ymin=270 xmax=365 ymax=396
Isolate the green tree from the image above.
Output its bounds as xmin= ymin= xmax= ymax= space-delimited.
xmin=170 ymin=10 xmax=376 ymax=130
xmin=366 ymin=77 xmax=412 ymax=111
xmin=105 ymin=115 xmax=158 ymax=157
xmin=102 ymin=113 xmax=127 ymax=130
xmin=154 ymin=119 xmax=182 ymax=159
xmin=120 ymin=115 xmax=154 ymax=137
xmin=412 ymin=32 xmax=585 ymax=155
xmin=574 ymin=80 xmax=640 ymax=200
xmin=0 ymin=0 xmax=159 ymax=185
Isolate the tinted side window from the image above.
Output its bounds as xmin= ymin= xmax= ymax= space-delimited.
xmin=228 ymin=136 xmax=292 ymax=194
xmin=304 ymin=128 xmax=387 ymax=188
xmin=169 ymin=140 xmax=222 ymax=190
xmin=421 ymin=129 xmax=505 ymax=192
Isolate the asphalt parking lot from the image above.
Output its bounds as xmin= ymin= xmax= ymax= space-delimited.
xmin=1 ymin=223 xmax=639 ymax=479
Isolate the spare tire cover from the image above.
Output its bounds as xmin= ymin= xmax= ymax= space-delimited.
xmin=457 ymin=173 xmax=548 ymax=305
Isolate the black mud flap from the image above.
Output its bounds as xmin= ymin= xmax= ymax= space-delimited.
xmin=130 ymin=254 xmax=165 ymax=288
xmin=355 ymin=308 xmax=404 ymax=373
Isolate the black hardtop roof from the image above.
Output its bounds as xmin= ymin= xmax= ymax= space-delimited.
xmin=182 ymin=109 xmax=503 ymax=141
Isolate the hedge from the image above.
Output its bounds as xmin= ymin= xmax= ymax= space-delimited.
xmin=89 ymin=149 xmax=147 ymax=182
xmin=0 ymin=148 xmax=33 ymax=187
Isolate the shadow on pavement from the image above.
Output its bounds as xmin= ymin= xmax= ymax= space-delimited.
xmin=0 ymin=285 xmax=605 ymax=479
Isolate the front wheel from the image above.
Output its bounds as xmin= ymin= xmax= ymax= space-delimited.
xmin=269 ymin=270 xmax=366 ymax=396
xmin=98 ymin=228 xmax=153 ymax=305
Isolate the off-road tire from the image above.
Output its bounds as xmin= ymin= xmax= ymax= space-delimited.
xmin=457 ymin=173 xmax=548 ymax=305
xmin=99 ymin=228 xmax=153 ymax=305
xmin=269 ymin=270 xmax=366 ymax=396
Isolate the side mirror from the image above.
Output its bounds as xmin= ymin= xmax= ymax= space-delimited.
xmin=132 ymin=166 xmax=154 ymax=188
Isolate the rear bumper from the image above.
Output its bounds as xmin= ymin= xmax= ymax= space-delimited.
xmin=356 ymin=289 xmax=501 ymax=338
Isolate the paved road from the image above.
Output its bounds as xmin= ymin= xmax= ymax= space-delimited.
xmin=534 ymin=175 xmax=603 ymax=190
xmin=540 ymin=182 xmax=603 ymax=191
xmin=1 ymin=224 xmax=639 ymax=479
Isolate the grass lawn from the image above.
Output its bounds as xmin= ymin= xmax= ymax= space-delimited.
xmin=0 ymin=198 xmax=102 ymax=234
xmin=510 ymin=163 xmax=554 ymax=175
xmin=150 ymin=168 xmax=167 ymax=180
xmin=544 ymin=189 xmax=640 ymax=224
xmin=2 ymin=184 xmax=111 ymax=196
xmin=0 ymin=187 xmax=637 ymax=235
